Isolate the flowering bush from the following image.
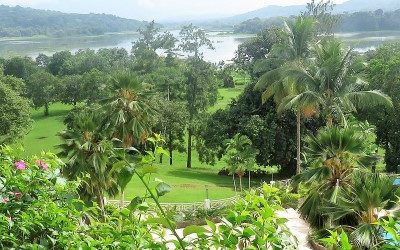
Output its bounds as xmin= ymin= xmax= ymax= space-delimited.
xmin=0 ymin=146 xmax=161 ymax=249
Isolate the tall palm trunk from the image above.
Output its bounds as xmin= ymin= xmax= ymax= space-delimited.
xmin=296 ymin=109 xmax=301 ymax=175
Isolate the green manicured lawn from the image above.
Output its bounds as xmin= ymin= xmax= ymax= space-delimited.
xmin=22 ymin=103 xmax=73 ymax=156
xmin=209 ymin=85 xmax=245 ymax=112
xmin=22 ymin=85 xmax=248 ymax=202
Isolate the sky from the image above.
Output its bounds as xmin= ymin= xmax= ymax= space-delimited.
xmin=0 ymin=0 xmax=348 ymax=21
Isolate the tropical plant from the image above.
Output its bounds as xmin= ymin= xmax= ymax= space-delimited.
xmin=223 ymin=133 xmax=258 ymax=192
xmin=297 ymin=126 xmax=379 ymax=227
xmin=326 ymin=172 xmax=400 ymax=249
xmin=255 ymin=16 xmax=317 ymax=175
xmin=281 ymin=39 xmax=392 ymax=127
xmin=103 ymin=72 xmax=154 ymax=149
xmin=58 ymin=110 xmax=117 ymax=214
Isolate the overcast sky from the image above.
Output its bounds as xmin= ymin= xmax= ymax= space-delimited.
xmin=0 ymin=0 xmax=348 ymax=21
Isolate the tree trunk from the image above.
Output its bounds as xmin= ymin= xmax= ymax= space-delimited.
xmin=119 ymin=191 xmax=125 ymax=209
xmin=232 ymin=174 xmax=237 ymax=194
xmin=296 ymin=110 xmax=301 ymax=175
xmin=248 ymin=170 xmax=251 ymax=189
xmin=186 ymin=127 xmax=192 ymax=168
xmin=44 ymin=102 xmax=49 ymax=116
xmin=96 ymin=190 xmax=105 ymax=219
xmin=239 ymin=176 xmax=243 ymax=192
xmin=169 ymin=132 xmax=173 ymax=166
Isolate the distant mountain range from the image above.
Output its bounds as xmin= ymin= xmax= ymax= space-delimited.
xmin=0 ymin=5 xmax=147 ymax=37
xmin=226 ymin=0 xmax=400 ymax=23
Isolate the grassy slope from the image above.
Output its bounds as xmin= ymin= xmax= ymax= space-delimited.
xmin=22 ymin=83 xmax=253 ymax=203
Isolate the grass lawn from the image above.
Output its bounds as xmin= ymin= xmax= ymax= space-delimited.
xmin=22 ymin=103 xmax=73 ymax=156
xmin=22 ymin=84 xmax=249 ymax=203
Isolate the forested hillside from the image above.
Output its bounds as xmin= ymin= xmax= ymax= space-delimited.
xmin=0 ymin=5 xmax=147 ymax=37
xmin=234 ymin=9 xmax=400 ymax=34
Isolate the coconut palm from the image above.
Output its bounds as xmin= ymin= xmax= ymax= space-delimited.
xmin=281 ymin=39 xmax=393 ymax=127
xmin=326 ymin=172 xmax=400 ymax=249
xmin=58 ymin=111 xmax=117 ymax=215
xmin=255 ymin=17 xmax=317 ymax=175
xmin=103 ymin=72 xmax=154 ymax=149
xmin=297 ymin=126 xmax=379 ymax=227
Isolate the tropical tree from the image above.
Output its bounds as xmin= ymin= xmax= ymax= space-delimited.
xmin=103 ymin=72 xmax=154 ymax=149
xmin=297 ymin=126 xmax=380 ymax=227
xmin=223 ymin=133 xmax=258 ymax=192
xmin=255 ymin=16 xmax=317 ymax=175
xmin=281 ymin=39 xmax=393 ymax=127
xmin=179 ymin=24 xmax=217 ymax=168
xmin=58 ymin=110 xmax=117 ymax=215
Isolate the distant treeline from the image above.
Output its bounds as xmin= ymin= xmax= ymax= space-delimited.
xmin=0 ymin=5 xmax=147 ymax=37
xmin=234 ymin=9 xmax=400 ymax=34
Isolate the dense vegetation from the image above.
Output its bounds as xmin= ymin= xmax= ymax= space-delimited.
xmin=234 ymin=9 xmax=400 ymax=34
xmin=0 ymin=1 xmax=399 ymax=249
xmin=0 ymin=5 xmax=146 ymax=37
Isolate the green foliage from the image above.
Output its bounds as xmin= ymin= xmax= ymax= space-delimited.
xmin=223 ymin=133 xmax=258 ymax=190
xmin=0 ymin=5 xmax=147 ymax=37
xmin=360 ymin=43 xmax=400 ymax=172
xmin=180 ymin=189 xmax=297 ymax=249
xmin=0 ymin=146 xmax=164 ymax=249
xmin=197 ymin=82 xmax=315 ymax=175
xmin=26 ymin=70 xmax=59 ymax=116
xmin=0 ymin=82 xmax=31 ymax=144
xmin=319 ymin=230 xmax=353 ymax=250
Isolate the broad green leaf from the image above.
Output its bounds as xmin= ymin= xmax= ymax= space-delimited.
xmin=156 ymin=182 xmax=172 ymax=197
xmin=183 ymin=225 xmax=209 ymax=237
xmin=127 ymin=196 xmax=143 ymax=211
xmin=145 ymin=217 xmax=174 ymax=228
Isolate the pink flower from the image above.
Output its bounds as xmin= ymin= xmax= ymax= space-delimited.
xmin=13 ymin=192 xmax=22 ymax=199
xmin=15 ymin=161 xmax=27 ymax=170
xmin=36 ymin=160 xmax=49 ymax=171
xmin=2 ymin=198 xmax=8 ymax=204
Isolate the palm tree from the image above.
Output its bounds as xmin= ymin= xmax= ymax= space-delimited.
xmin=281 ymin=39 xmax=393 ymax=127
xmin=223 ymin=133 xmax=257 ymax=192
xmin=103 ymin=72 xmax=154 ymax=149
xmin=58 ymin=111 xmax=117 ymax=215
xmin=255 ymin=17 xmax=317 ymax=175
xmin=327 ymin=171 xmax=400 ymax=249
xmin=297 ymin=126 xmax=380 ymax=227
xmin=102 ymin=72 xmax=155 ymax=205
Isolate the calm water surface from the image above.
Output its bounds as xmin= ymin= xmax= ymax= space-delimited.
xmin=1 ymin=30 xmax=400 ymax=62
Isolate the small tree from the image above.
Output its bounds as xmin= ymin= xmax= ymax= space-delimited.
xmin=223 ymin=133 xmax=258 ymax=192
xmin=26 ymin=70 xmax=58 ymax=116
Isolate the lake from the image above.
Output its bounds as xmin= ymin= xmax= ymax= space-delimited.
xmin=0 ymin=31 xmax=253 ymax=63
xmin=1 ymin=30 xmax=400 ymax=62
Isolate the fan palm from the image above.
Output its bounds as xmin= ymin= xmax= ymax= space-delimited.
xmin=255 ymin=16 xmax=317 ymax=175
xmin=58 ymin=111 xmax=117 ymax=214
xmin=103 ymin=72 xmax=154 ymax=149
xmin=326 ymin=172 xmax=400 ymax=249
xmin=281 ymin=39 xmax=393 ymax=127
xmin=297 ymin=126 xmax=379 ymax=227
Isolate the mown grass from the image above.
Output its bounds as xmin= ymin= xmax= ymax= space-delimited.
xmin=22 ymin=83 xmax=249 ymax=202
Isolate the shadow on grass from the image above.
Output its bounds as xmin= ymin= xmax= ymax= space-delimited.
xmin=31 ymin=109 xmax=71 ymax=121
